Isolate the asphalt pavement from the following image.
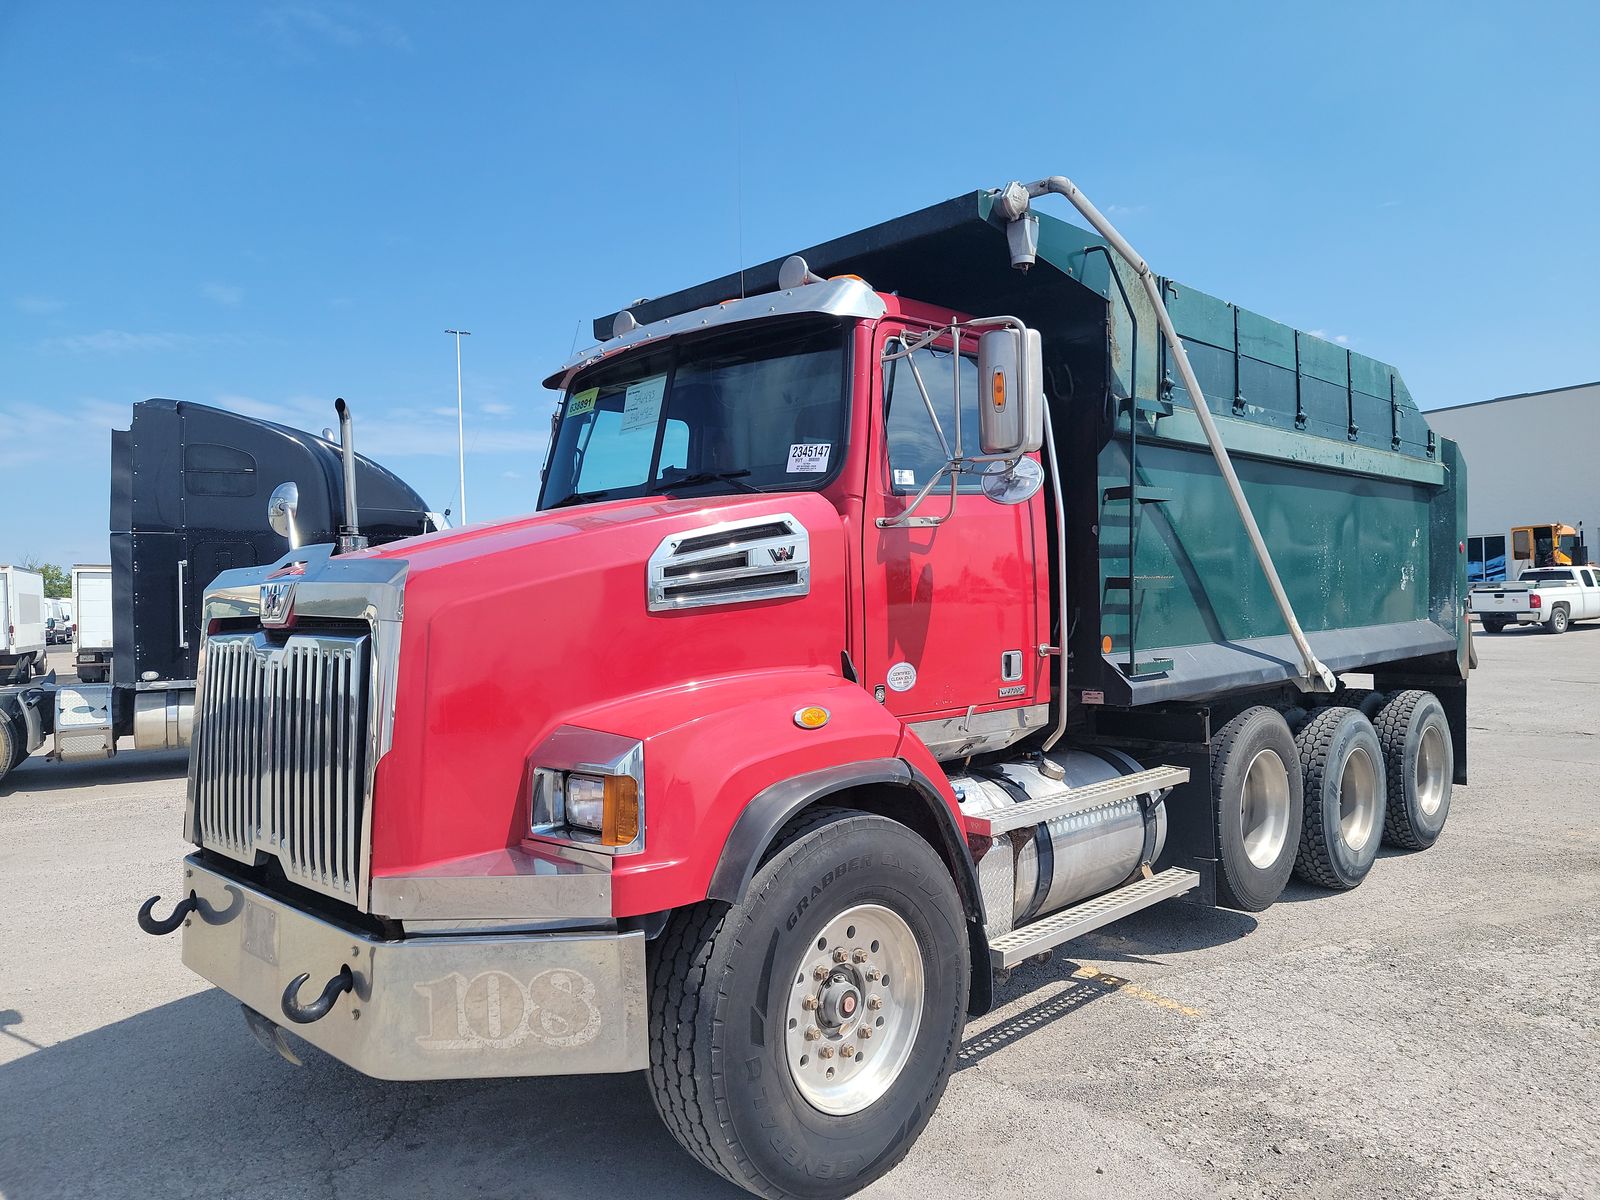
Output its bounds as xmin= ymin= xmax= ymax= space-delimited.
xmin=1 ymin=630 xmax=1596 ymax=1199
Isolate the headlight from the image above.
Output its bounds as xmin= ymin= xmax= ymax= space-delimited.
xmin=527 ymin=727 xmax=645 ymax=853
xmin=564 ymin=773 xmax=607 ymax=833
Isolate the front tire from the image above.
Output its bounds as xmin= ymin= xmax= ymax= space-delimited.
xmin=647 ymin=809 xmax=969 ymax=1199
xmin=1211 ymin=706 xmax=1304 ymax=911
xmin=1292 ymin=707 xmax=1385 ymax=890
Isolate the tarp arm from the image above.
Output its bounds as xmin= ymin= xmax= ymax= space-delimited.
xmin=996 ymin=176 xmax=1336 ymax=693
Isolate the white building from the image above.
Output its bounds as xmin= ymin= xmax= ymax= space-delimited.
xmin=1426 ymin=381 xmax=1598 ymax=580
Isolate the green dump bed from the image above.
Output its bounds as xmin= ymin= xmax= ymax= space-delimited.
xmin=599 ymin=190 xmax=1468 ymax=708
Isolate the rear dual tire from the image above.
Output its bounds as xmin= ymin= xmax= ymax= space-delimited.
xmin=1375 ymin=690 xmax=1453 ymax=850
xmin=1293 ymin=707 xmax=1385 ymax=890
xmin=1211 ymin=706 xmax=1304 ymax=911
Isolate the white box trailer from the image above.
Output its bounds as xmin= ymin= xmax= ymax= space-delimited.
xmin=0 ymin=566 xmax=47 ymax=682
xmin=71 ymin=564 xmax=113 ymax=683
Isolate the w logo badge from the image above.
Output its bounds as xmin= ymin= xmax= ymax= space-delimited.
xmin=768 ymin=545 xmax=796 ymax=563
xmin=260 ymin=580 xmax=296 ymax=627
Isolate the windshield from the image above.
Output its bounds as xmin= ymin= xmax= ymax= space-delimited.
xmin=540 ymin=319 xmax=849 ymax=508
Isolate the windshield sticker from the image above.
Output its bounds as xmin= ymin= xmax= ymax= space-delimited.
xmin=786 ymin=442 xmax=831 ymax=474
xmin=893 ymin=468 xmax=915 ymax=487
xmin=619 ymin=375 xmax=667 ymax=433
xmin=568 ymin=387 xmax=598 ymax=418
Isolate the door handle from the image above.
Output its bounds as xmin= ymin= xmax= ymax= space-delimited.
xmin=177 ymin=559 xmax=189 ymax=649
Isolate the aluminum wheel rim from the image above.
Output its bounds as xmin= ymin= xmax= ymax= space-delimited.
xmin=1337 ymin=745 xmax=1379 ymax=852
xmin=783 ymin=903 xmax=925 ymax=1116
xmin=1241 ymin=748 xmax=1291 ymax=869
xmin=1415 ymin=723 xmax=1448 ymax=816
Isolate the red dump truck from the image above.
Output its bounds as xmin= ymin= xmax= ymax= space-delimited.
xmin=141 ymin=177 xmax=1469 ymax=1198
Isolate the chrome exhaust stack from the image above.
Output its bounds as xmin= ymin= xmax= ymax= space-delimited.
xmin=334 ymin=397 xmax=368 ymax=554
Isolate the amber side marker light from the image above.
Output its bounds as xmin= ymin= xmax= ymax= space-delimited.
xmin=992 ymin=369 xmax=1007 ymax=411
xmin=1102 ymin=635 xmax=1114 ymax=654
xmin=602 ymin=776 xmax=640 ymax=846
xmin=794 ymin=705 xmax=831 ymax=730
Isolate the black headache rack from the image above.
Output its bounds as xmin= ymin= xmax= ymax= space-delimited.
xmin=110 ymin=398 xmax=434 ymax=688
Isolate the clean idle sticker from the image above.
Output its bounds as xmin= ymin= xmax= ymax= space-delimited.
xmin=786 ymin=442 xmax=831 ymax=473
xmin=885 ymin=661 xmax=917 ymax=693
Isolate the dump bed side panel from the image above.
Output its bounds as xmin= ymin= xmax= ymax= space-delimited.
xmin=1070 ymin=266 xmax=1463 ymax=704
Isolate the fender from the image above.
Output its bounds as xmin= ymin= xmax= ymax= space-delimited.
xmin=704 ymin=750 xmax=993 ymax=1017
xmin=705 ymin=756 xmax=981 ymax=921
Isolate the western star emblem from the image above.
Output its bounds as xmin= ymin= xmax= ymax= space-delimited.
xmin=260 ymin=580 xmax=297 ymax=627
xmin=768 ymin=545 xmax=796 ymax=563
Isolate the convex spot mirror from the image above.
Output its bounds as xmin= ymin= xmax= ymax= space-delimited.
xmin=267 ymin=481 xmax=301 ymax=546
xmin=977 ymin=326 xmax=1044 ymax=457
xmin=979 ymin=457 xmax=1043 ymax=505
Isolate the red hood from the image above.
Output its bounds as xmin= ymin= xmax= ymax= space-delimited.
xmin=368 ymin=491 xmax=850 ymax=874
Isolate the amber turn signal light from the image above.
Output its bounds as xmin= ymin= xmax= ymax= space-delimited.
xmin=794 ymin=705 xmax=830 ymax=729
xmin=602 ymin=775 xmax=640 ymax=846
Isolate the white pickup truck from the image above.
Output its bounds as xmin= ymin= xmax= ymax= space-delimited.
xmin=1472 ymin=566 xmax=1600 ymax=634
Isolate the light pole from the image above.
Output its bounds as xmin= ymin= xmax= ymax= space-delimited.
xmin=446 ymin=328 xmax=471 ymax=524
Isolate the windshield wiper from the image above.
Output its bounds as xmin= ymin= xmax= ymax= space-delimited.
xmin=547 ymin=487 xmax=615 ymax=509
xmin=652 ymin=469 xmax=761 ymax=495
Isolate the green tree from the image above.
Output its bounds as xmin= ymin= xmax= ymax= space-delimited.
xmin=20 ymin=558 xmax=70 ymax=599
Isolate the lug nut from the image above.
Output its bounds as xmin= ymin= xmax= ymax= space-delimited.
xmin=858 ymin=1026 xmax=873 ymax=1040
xmin=864 ymin=968 xmax=880 ymax=982
xmin=852 ymin=948 xmax=868 ymax=963
xmin=841 ymin=1043 xmax=855 ymax=1057
xmin=804 ymin=1026 xmax=821 ymax=1041
xmin=818 ymin=1046 xmax=834 ymax=1059
xmin=866 ymin=995 xmax=883 ymax=1010
xmin=832 ymin=948 xmax=848 ymax=964
xmin=813 ymin=965 xmax=829 ymax=981
xmin=801 ymin=995 xmax=819 ymax=1011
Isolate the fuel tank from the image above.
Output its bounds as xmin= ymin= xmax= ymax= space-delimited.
xmin=952 ymin=749 xmax=1167 ymax=940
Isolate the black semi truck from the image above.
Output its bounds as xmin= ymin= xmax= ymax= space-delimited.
xmin=0 ymin=398 xmax=440 ymax=782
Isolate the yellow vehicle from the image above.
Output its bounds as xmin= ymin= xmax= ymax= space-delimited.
xmin=1510 ymin=523 xmax=1585 ymax=577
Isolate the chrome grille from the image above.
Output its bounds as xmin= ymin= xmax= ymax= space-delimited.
xmin=192 ymin=630 xmax=370 ymax=903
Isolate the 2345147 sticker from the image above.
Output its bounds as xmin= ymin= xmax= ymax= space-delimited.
xmin=786 ymin=442 xmax=831 ymax=473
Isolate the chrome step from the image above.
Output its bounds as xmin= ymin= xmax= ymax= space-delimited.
xmin=963 ymin=765 xmax=1189 ymax=837
xmin=987 ymin=867 xmax=1200 ymax=969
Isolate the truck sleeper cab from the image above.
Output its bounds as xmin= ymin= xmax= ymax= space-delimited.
xmin=152 ymin=180 xmax=1468 ymax=1200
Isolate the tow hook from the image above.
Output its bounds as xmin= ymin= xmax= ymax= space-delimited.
xmin=137 ymin=891 xmax=199 ymax=936
xmin=281 ymin=964 xmax=355 ymax=1024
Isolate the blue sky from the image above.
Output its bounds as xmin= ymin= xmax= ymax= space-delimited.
xmin=3 ymin=1 xmax=1596 ymax=567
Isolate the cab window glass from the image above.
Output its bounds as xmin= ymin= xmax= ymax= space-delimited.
xmin=884 ymin=345 xmax=980 ymax=493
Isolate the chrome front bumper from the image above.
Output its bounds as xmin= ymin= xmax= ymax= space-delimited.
xmin=179 ymin=855 xmax=648 ymax=1080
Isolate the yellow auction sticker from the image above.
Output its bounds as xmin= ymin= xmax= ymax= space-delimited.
xmin=568 ymin=387 xmax=599 ymax=417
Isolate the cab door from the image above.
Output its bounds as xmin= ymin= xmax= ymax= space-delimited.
xmin=859 ymin=323 xmax=1050 ymax=754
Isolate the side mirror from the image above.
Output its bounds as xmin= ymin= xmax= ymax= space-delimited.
xmin=977 ymin=327 xmax=1044 ymax=457
xmin=267 ymin=481 xmax=301 ymax=547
